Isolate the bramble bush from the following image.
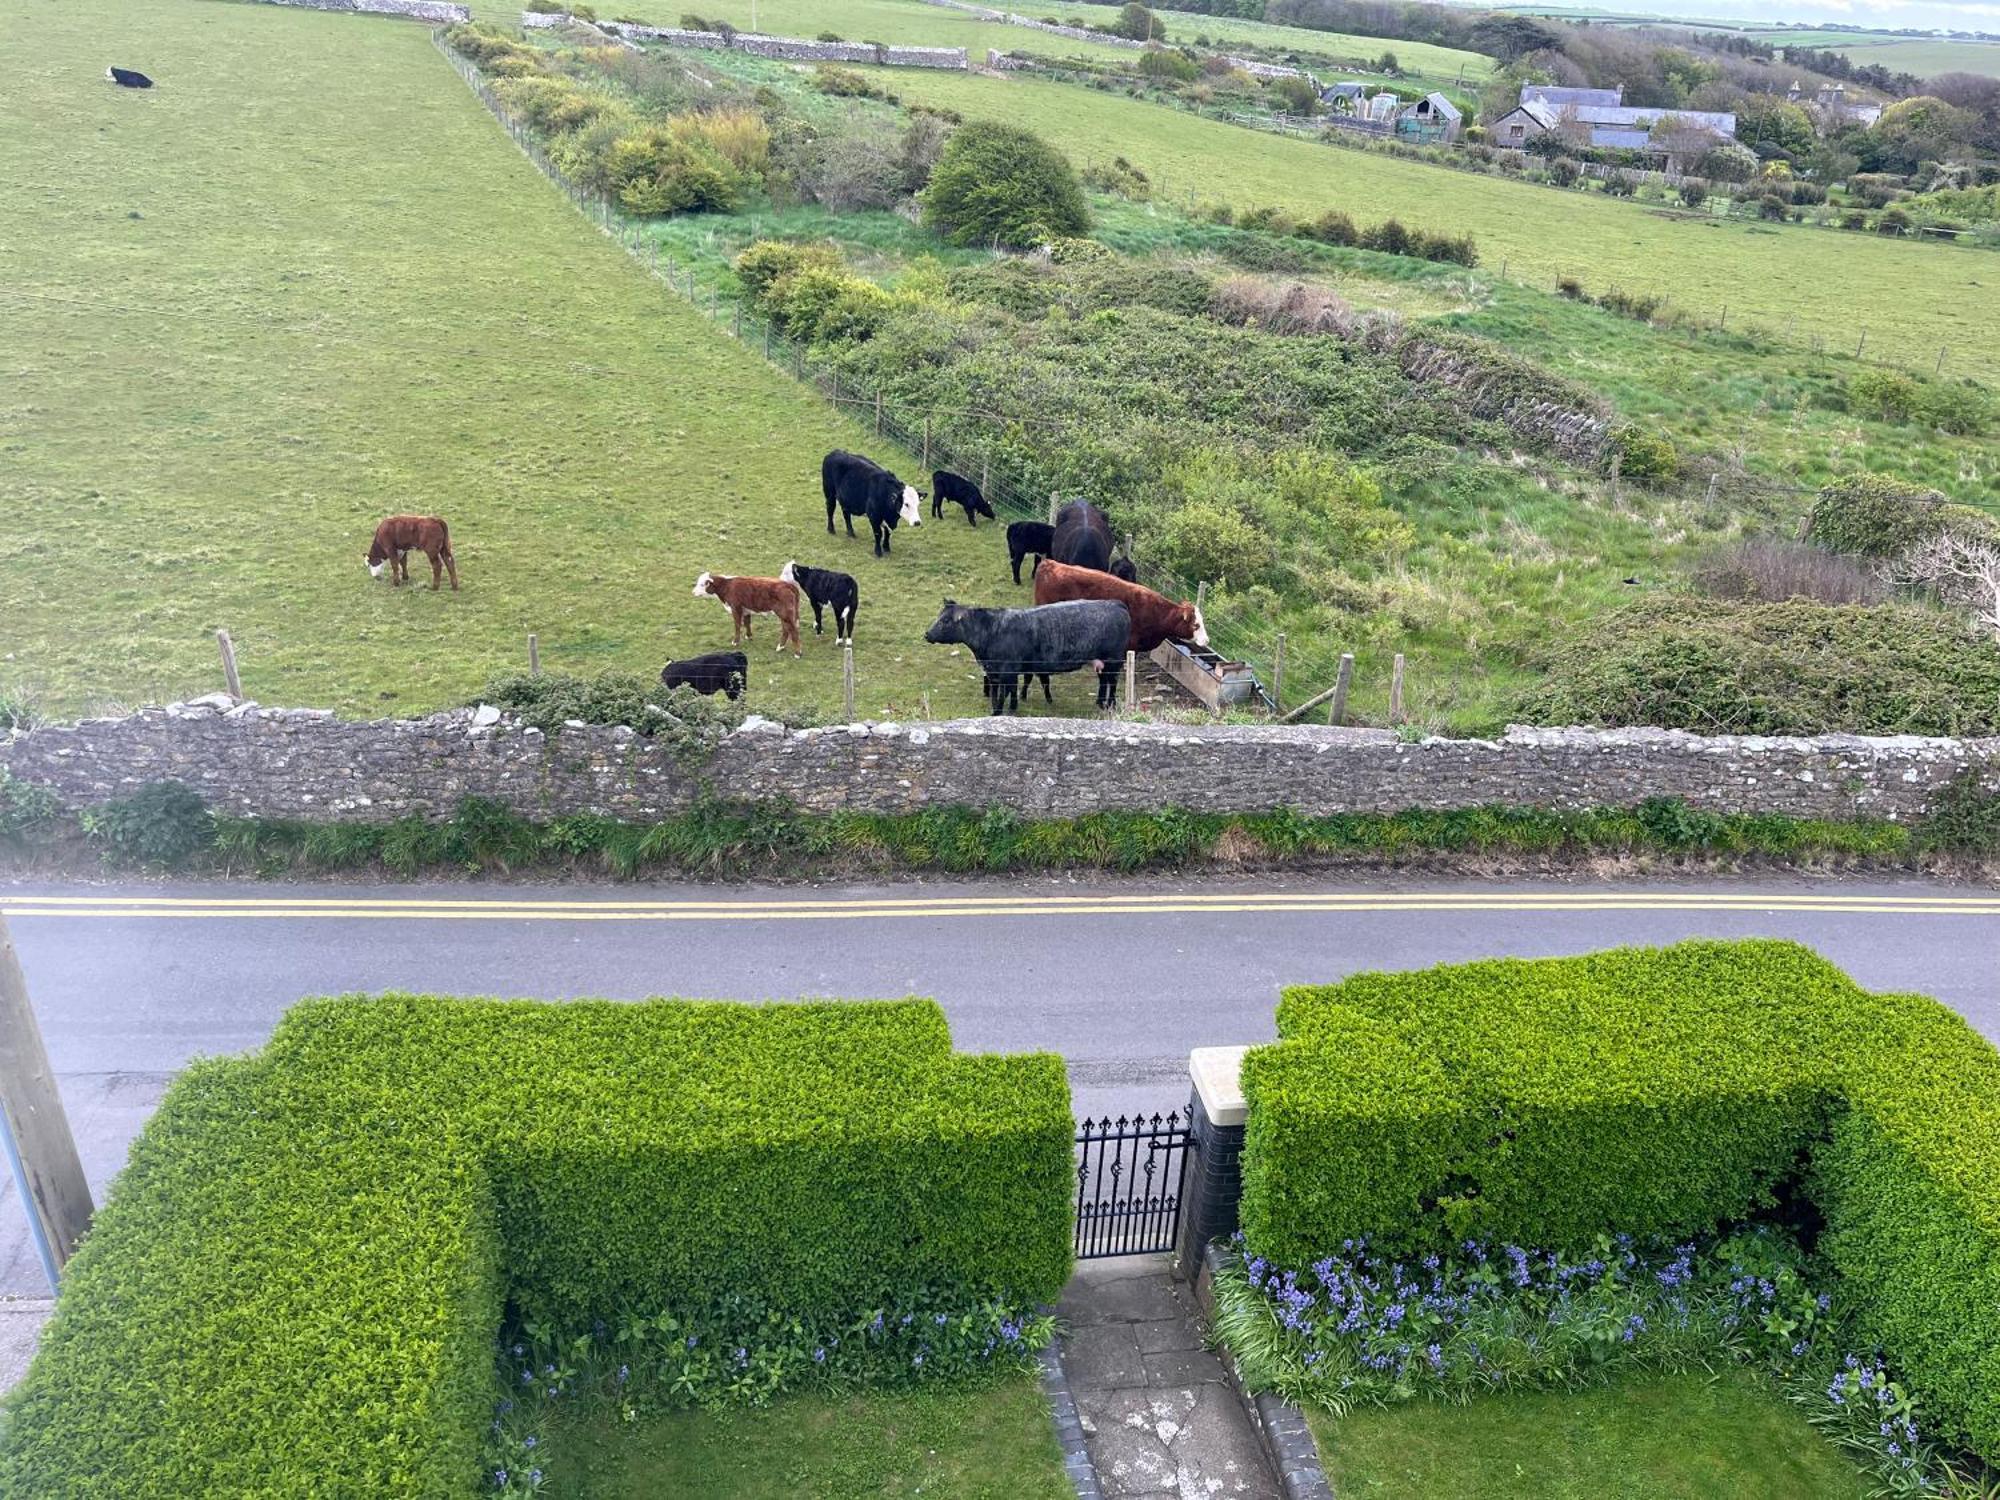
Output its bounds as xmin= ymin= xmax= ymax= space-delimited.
xmin=0 ymin=997 xmax=1072 ymax=1495
xmin=922 ymin=121 xmax=1091 ymax=248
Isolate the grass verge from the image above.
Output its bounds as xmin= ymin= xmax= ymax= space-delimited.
xmin=536 ymin=1377 xmax=1070 ymax=1499
xmin=1307 ymin=1371 xmax=1870 ymax=1500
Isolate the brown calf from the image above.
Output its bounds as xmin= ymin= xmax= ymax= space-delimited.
xmin=1031 ymin=560 xmax=1208 ymax=654
xmin=367 ymin=515 xmax=458 ymax=592
xmin=694 ymin=571 xmax=801 ymax=656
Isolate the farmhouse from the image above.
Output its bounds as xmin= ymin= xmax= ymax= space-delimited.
xmin=1395 ymin=91 xmax=1462 ymax=144
xmin=1790 ymin=79 xmax=1884 ymax=128
xmin=1491 ymin=82 xmax=1736 ymax=157
xmin=1318 ymin=80 xmax=1366 ymax=112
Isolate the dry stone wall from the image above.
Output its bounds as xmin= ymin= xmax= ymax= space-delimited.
xmin=255 ymin=0 xmax=470 ymax=21
xmin=524 ymin=14 xmax=969 ymax=68
xmin=4 ymin=700 xmax=1994 ymax=826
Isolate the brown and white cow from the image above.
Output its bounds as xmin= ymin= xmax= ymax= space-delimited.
xmin=1031 ymin=560 xmax=1206 ymax=654
xmin=694 ymin=571 xmax=801 ymax=656
xmin=366 ymin=515 xmax=458 ymax=592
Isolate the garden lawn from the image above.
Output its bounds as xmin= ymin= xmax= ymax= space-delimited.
xmin=0 ymin=0 xmax=1061 ymax=721
xmin=873 ymin=67 xmax=2000 ymax=384
xmin=1310 ymin=1371 xmax=1871 ymax=1500
xmin=539 ymin=1378 xmax=1072 ymax=1498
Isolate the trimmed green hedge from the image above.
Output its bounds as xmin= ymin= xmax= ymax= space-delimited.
xmin=1245 ymin=942 xmax=1850 ymax=1260
xmin=1240 ymin=939 xmax=2000 ymax=1461
xmin=0 ymin=997 xmax=1071 ymax=1496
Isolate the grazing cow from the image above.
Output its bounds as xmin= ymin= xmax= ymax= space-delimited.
xmin=1032 ymin=560 xmax=1207 ymax=655
xmin=694 ymin=571 xmax=801 ymax=655
xmin=366 ymin=515 xmax=458 ymax=591
xmin=822 ymin=449 xmax=922 ymax=558
xmin=930 ymin=470 xmax=995 ymax=526
xmin=925 ymin=598 xmax=1132 ymax=714
xmin=107 ymin=67 xmax=154 ymax=88
xmin=1051 ymin=500 xmax=1114 ymax=574
xmin=661 ymin=651 xmax=748 ymax=700
xmin=1006 ymin=521 xmax=1054 ymax=586
xmin=779 ymin=561 xmax=859 ymax=645
xmin=1110 ymin=556 xmax=1139 ymax=584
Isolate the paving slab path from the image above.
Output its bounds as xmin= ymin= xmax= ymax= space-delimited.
xmin=1058 ymin=1255 xmax=1281 ymax=1500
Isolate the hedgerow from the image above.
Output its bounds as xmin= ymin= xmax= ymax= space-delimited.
xmin=0 ymin=998 xmax=1071 ymax=1495
xmin=1237 ymin=938 xmax=2000 ymax=1463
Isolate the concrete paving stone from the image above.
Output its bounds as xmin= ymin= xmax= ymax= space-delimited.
xmin=1064 ymin=1323 xmax=1148 ymax=1389
xmin=0 ymin=1299 xmax=53 ymax=1394
xmin=1131 ymin=1316 xmax=1205 ymax=1355
xmin=1141 ymin=1346 xmax=1231 ymax=1387
xmin=1162 ymin=1384 xmax=1281 ymax=1499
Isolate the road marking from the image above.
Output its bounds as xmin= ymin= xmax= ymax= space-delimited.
xmin=3 ymin=891 xmax=1998 ymax=921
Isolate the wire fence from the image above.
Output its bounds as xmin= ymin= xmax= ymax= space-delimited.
xmin=431 ymin=30 xmax=1388 ymax=716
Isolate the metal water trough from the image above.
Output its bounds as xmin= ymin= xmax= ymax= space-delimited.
xmin=1150 ymin=640 xmax=1260 ymax=713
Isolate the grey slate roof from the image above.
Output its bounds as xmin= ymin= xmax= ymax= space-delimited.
xmin=1521 ymin=84 xmax=1621 ymax=109
xmin=1572 ymin=104 xmax=1737 ymax=133
xmin=1403 ymin=91 xmax=1462 ymax=121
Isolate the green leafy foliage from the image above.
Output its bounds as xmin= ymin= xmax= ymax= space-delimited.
xmin=922 ymin=121 xmax=1091 ymax=248
xmin=1806 ymin=473 xmax=1958 ymax=559
xmin=1612 ymin=425 xmax=1678 ymax=482
xmin=0 ymin=997 xmax=1073 ymax=1495
xmin=80 ymin=780 xmax=214 ymax=869
xmin=1519 ymin=597 xmax=2000 ymax=737
xmin=1243 ymin=941 xmax=1853 ymax=1261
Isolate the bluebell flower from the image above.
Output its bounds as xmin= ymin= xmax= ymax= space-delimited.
xmin=687 ymin=1335 xmax=698 ymax=1349
xmin=529 ymin=1470 xmax=542 ymax=1485
xmin=1888 ymin=1444 xmax=1902 ymax=1458
xmin=813 ymin=1347 xmax=827 ymax=1364
xmin=499 ymin=1400 xmax=513 ymax=1415
xmin=520 ymin=1369 xmax=534 ymax=1384
xmin=494 ymin=1471 xmax=508 ymax=1488
xmin=913 ymin=1352 xmax=925 ymax=1367
xmin=616 ymin=1364 xmax=629 ymax=1383
xmin=935 ymin=1313 xmax=948 ymax=1326
xmin=512 ymin=1343 xmax=525 ymax=1357
xmin=524 ymin=1436 xmax=537 ymax=1451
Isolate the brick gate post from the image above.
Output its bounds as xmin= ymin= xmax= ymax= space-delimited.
xmin=1172 ymin=1045 xmax=1250 ymax=1280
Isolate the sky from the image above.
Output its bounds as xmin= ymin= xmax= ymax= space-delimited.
xmin=1499 ymin=1 xmax=2000 ymax=34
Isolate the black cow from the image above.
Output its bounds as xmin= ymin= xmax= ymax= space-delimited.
xmin=107 ymin=67 xmax=154 ymax=88
xmin=822 ymin=449 xmax=922 ymax=558
xmin=1052 ymin=500 xmax=1113 ymax=574
xmin=1006 ymin=521 xmax=1054 ymax=586
xmin=925 ymin=598 xmax=1131 ymax=714
xmin=1110 ymin=556 xmax=1139 ymax=584
xmin=661 ymin=650 xmax=748 ymax=700
xmin=931 ymin=470 xmax=995 ymax=526
xmin=778 ymin=560 xmax=859 ymax=645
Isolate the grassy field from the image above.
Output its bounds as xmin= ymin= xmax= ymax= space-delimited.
xmin=0 ymin=0 xmax=1082 ymax=720
xmin=1040 ymin=1 xmax=1495 ymax=80
xmin=1310 ymin=1372 xmax=1872 ymax=1499
xmin=875 ymin=66 xmax=2000 ymax=383
xmin=540 ymin=1379 xmax=1072 ymax=1498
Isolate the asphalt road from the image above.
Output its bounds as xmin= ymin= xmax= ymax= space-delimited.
xmin=2 ymin=873 xmax=1997 ymax=1299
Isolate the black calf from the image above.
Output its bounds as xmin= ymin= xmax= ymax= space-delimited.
xmin=661 ymin=650 xmax=748 ymax=700
xmin=779 ymin=561 xmax=859 ymax=645
xmin=1006 ymin=521 xmax=1055 ymax=586
xmin=931 ymin=470 xmax=995 ymax=526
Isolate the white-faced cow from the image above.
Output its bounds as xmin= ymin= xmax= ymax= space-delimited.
xmin=694 ymin=571 xmax=801 ymax=655
xmin=822 ymin=450 xmax=921 ymax=558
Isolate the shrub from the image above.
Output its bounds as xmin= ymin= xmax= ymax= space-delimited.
xmin=1303 ymin=208 xmax=1356 ymax=246
xmin=1209 ymin=278 xmax=1354 ymax=337
xmin=1547 ymin=156 xmax=1581 ymax=189
xmin=1693 ymin=539 xmax=1887 ymax=607
xmin=1110 ymin=1 xmax=1158 ymax=41
xmin=1519 ymin=596 xmax=2000 ymax=737
xmin=1557 ymin=276 xmax=1584 ymax=299
xmin=764 ymin=265 xmax=894 ymax=344
xmin=1602 ymin=170 xmax=1636 ymax=197
xmin=1242 ymin=941 xmax=1854 ymax=1261
xmin=1757 ymin=193 xmax=1790 ymax=221
xmin=733 ymin=238 xmax=843 ymax=301
xmin=1357 ymin=217 xmax=1411 ymax=256
xmin=1879 ymin=206 xmax=1913 ymax=235
xmin=1137 ymin=47 xmax=1197 ymax=83
xmin=82 ymin=780 xmax=215 ymax=868
xmin=1158 ymin=500 xmax=1272 ymax=585
xmin=672 ymin=108 xmax=769 ymax=178
xmin=1790 ymin=180 xmax=1828 ymax=207
xmin=1611 ymin=424 xmax=1677 ymax=481
xmin=1678 ymin=180 xmax=1709 ymax=209
xmin=1806 ymin=472 xmax=1952 ymax=559
xmin=812 ymin=64 xmax=882 ymax=99
xmin=1080 ymin=154 xmax=1151 ymax=200
xmin=0 ymin=997 xmax=1073 ymax=1493
xmin=492 ymin=74 xmax=603 ymax=133
xmin=607 ymin=125 xmax=744 ymax=216
xmin=1841 ymin=209 xmax=1869 ymax=230
xmin=1267 ymin=75 xmax=1318 ymax=116
xmin=922 ymin=121 xmax=1090 ymax=248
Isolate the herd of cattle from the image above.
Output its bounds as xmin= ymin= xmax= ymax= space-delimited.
xmin=365 ymin=449 xmax=1208 ymax=716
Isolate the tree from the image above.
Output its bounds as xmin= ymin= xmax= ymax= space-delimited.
xmin=1678 ymin=179 xmax=1709 ymax=209
xmin=1649 ymin=114 xmax=1722 ymax=174
xmin=1111 ymin=2 xmax=1159 ymax=41
xmin=922 ymin=121 xmax=1090 ymax=247
xmin=1881 ymin=532 xmax=2000 ymax=642
xmin=1468 ymin=15 xmax=1561 ymax=62
xmin=1737 ymin=99 xmax=1815 ymax=159
xmin=1376 ymin=50 xmax=1399 ymax=75
xmin=1269 ymin=74 xmax=1319 ymax=116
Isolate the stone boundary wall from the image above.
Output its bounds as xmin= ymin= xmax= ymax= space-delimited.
xmin=5 ymin=700 xmax=1995 ymax=826
xmin=254 ymin=0 xmax=470 ymax=21
xmin=523 ymin=13 xmax=968 ymax=68
xmin=922 ymin=0 xmax=1312 ymax=81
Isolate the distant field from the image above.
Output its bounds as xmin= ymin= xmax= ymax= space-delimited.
xmin=0 ymin=0 xmax=1061 ymax=719
xmin=1523 ymin=14 xmax=2000 ymax=79
xmin=878 ymin=67 xmax=2000 ymax=384
xmin=1040 ymin=2 xmax=1495 ymax=81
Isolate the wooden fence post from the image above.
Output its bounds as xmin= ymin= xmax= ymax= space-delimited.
xmin=1328 ymin=652 xmax=1354 ymax=726
xmin=842 ymin=644 xmax=855 ymax=722
xmin=528 ymin=633 xmax=540 ymax=677
xmin=981 ymin=454 xmax=990 ymax=496
xmin=1124 ymin=650 xmax=1137 ymax=714
xmin=875 ymin=391 xmax=884 ymax=437
xmin=922 ymin=417 xmax=931 ymax=472
xmin=764 ymin=322 xmax=772 ymax=358
xmin=1048 ymin=492 xmax=1059 ymax=525
xmin=0 ymin=914 xmax=94 ymax=1291
xmin=1271 ymin=633 xmax=1285 ymax=715
xmin=1856 ymin=329 xmax=1867 ymax=359
xmin=1389 ymin=653 xmax=1405 ymax=724
xmin=733 ymin=299 xmax=742 ymax=338
xmin=794 ymin=344 xmax=803 ymax=379
xmin=215 ymin=629 xmax=242 ymax=701
xmin=1936 ymin=346 xmax=1948 ymax=377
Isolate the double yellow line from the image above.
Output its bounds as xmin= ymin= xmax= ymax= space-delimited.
xmin=2 ymin=891 xmax=1997 ymax=922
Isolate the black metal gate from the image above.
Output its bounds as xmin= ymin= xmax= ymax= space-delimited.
xmin=1073 ymin=1112 xmax=1192 ymax=1259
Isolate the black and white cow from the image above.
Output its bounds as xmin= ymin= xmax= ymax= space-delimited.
xmin=925 ymin=598 xmax=1131 ymax=714
xmin=107 ymin=67 xmax=154 ymax=88
xmin=778 ymin=561 xmax=859 ymax=645
xmin=822 ymin=449 xmax=921 ymax=558
xmin=930 ymin=470 xmax=995 ymax=527
xmin=660 ymin=650 xmax=748 ymax=700
xmin=1052 ymin=500 xmax=1114 ymax=574
xmin=1006 ymin=521 xmax=1055 ymax=586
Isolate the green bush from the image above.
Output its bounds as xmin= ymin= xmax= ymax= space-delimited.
xmin=1520 ymin=596 xmax=2000 ymax=737
xmin=1137 ymin=48 xmax=1198 ymax=83
xmin=1805 ymin=472 xmax=1952 ymax=558
xmin=609 ymin=127 xmax=742 ymax=215
xmin=812 ymin=64 xmax=883 ymax=99
xmin=82 ymin=780 xmax=214 ymax=868
xmin=0 ymin=997 xmax=1072 ymax=1495
xmin=733 ymin=238 xmax=843 ymax=301
xmin=765 ymin=265 xmax=894 ymax=344
xmin=1611 ymin=424 xmax=1678 ymax=481
xmin=922 ymin=121 xmax=1090 ymax=248
xmin=1243 ymin=941 xmax=1852 ymax=1261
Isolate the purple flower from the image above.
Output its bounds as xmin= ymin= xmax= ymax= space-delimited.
xmin=520 ymin=1369 xmax=534 ymax=1384
xmin=813 ymin=1347 xmax=827 ymax=1363
xmin=913 ymin=1352 xmax=925 ymax=1367
xmin=686 ymin=1336 xmax=698 ymax=1349
xmin=524 ymin=1436 xmax=537 ymax=1451
xmin=529 ymin=1470 xmax=542 ymax=1485
xmin=616 ymin=1364 xmax=629 ymax=1383
xmin=494 ymin=1471 xmax=508 ymax=1488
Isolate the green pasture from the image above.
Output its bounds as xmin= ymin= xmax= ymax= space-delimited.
xmin=874 ymin=66 xmax=2000 ymax=384
xmin=0 ymin=0 xmax=1067 ymax=721
xmin=1311 ymin=1371 xmax=1871 ymax=1499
